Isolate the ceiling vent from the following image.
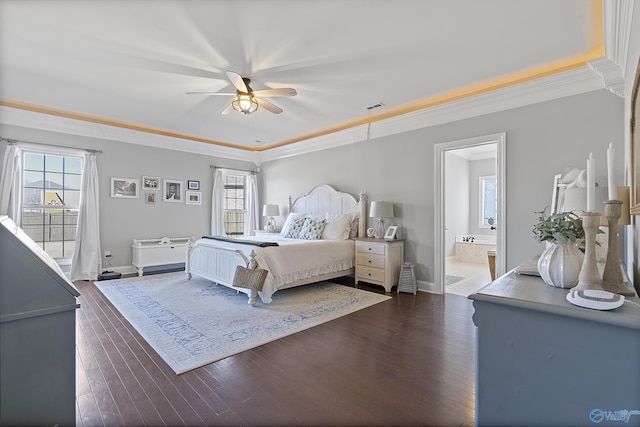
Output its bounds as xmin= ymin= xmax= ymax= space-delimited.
xmin=365 ymin=102 xmax=385 ymax=111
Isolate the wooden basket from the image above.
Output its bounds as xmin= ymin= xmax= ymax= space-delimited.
xmin=232 ymin=265 xmax=268 ymax=291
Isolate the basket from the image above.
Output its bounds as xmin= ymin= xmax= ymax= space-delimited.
xmin=232 ymin=265 xmax=268 ymax=291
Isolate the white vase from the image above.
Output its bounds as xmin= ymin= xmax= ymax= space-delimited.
xmin=537 ymin=241 xmax=584 ymax=289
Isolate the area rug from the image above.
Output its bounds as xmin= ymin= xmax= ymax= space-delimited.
xmin=94 ymin=272 xmax=390 ymax=374
xmin=445 ymin=274 xmax=466 ymax=285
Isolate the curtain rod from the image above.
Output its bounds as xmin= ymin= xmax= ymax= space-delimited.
xmin=1 ymin=137 xmax=103 ymax=154
xmin=210 ymin=165 xmax=258 ymax=174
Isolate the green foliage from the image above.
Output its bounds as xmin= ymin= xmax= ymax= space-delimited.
xmin=532 ymin=208 xmax=585 ymax=244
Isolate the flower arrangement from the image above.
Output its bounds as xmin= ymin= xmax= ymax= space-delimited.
xmin=532 ymin=208 xmax=585 ymax=244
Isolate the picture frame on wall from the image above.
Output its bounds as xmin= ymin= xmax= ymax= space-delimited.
xmin=145 ymin=191 xmax=157 ymax=204
xmin=163 ymin=179 xmax=183 ymax=202
xmin=111 ymin=177 xmax=139 ymax=198
xmin=142 ymin=176 xmax=160 ymax=190
xmin=186 ymin=191 xmax=202 ymax=205
xmin=187 ymin=180 xmax=200 ymax=190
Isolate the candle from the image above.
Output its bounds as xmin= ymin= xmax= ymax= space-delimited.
xmin=587 ymin=152 xmax=595 ymax=212
xmin=607 ymin=142 xmax=616 ymax=200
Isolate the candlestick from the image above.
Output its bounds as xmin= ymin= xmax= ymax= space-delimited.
xmin=587 ymin=153 xmax=595 ymax=212
xmin=602 ymin=200 xmax=635 ymax=295
xmin=607 ymin=142 xmax=616 ymax=200
xmin=572 ymin=212 xmax=604 ymax=292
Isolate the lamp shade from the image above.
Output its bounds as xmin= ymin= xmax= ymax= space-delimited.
xmin=263 ymin=204 xmax=280 ymax=217
xmin=370 ymin=201 xmax=394 ymax=218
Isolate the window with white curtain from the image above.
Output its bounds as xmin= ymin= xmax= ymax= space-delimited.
xmin=21 ymin=149 xmax=83 ymax=260
xmin=222 ymin=173 xmax=246 ymax=236
xmin=479 ymin=175 xmax=497 ymax=228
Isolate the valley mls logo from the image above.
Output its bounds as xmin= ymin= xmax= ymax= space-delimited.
xmin=590 ymin=408 xmax=640 ymax=424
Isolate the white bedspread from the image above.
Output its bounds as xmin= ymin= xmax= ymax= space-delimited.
xmin=191 ymin=235 xmax=355 ymax=303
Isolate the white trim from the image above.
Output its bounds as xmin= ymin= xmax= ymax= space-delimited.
xmin=0 ymin=63 xmax=606 ymax=163
xmin=434 ymin=132 xmax=506 ymax=295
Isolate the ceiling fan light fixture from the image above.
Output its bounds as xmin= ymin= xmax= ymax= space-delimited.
xmin=232 ymin=93 xmax=258 ymax=115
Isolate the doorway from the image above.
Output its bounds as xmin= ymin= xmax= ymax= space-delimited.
xmin=434 ymin=133 xmax=506 ymax=295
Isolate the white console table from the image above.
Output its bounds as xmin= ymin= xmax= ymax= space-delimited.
xmin=132 ymin=237 xmax=192 ymax=276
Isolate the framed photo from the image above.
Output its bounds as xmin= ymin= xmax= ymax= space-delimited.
xmin=163 ymin=179 xmax=183 ymax=202
xmin=145 ymin=191 xmax=157 ymax=204
xmin=384 ymin=225 xmax=398 ymax=240
xmin=187 ymin=180 xmax=200 ymax=190
xmin=186 ymin=191 xmax=202 ymax=205
xmin=110 ymin=177 xmax=139 ymax=198
xmin=142 ymin=176 xmax=160 ymax=190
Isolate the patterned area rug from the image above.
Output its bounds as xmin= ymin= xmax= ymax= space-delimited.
xmin=95 ymin=272 xmax=390 ymax=374
xmin=445 ymin=275 xmax=466 ymax=286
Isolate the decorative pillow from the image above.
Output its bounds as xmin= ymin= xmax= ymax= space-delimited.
xmin=283 ymin=216 xmax=307 ymax=239
xmin=348 ymin=217 xmax=359 ymax=239
xmin=281 ymin=213 xmax=306 ymax=237
xmin=299 ymin=217 xmax=327 ymax=240
xmin=322 ymin=213 xmax=354 ymax=240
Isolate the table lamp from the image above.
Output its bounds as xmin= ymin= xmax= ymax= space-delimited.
xmin=263 ymin=204 xmax=280 ymax=232
xmin=369 ymin=201 xmax=394 ymax=239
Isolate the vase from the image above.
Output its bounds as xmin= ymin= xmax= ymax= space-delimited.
xmin=537 ymin=241 xmax=584 ymax=288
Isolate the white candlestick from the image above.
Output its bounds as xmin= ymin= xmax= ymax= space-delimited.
xmin=607 ymin=142 xmax=616 ymax=200
xmin=587 ymin=152 xmax=595 ymax=212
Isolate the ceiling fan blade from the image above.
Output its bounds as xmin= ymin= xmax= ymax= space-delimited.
xmin=226 ymin=71 xmax=248 ymax=93
xmin=252 ymin=88 xmax=297 ymax=97
xmin=255 ymin=97 xmax=283 ymax=114
xmin=186 ymin=91 xmax=235 ymax=95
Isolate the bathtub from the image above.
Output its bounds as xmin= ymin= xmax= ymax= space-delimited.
xmin=455 ymin=235 xmax=496 ymax=264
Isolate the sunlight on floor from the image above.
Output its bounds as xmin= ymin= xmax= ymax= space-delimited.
xmin=445 ymin=259 xmax=493 ymax=297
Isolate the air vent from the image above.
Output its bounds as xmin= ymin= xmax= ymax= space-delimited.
xmin=365 ymin=102 xmax=385 ymax=111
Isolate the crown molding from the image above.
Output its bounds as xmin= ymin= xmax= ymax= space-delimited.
xmin=0 ymin=106 xmax=260 ymax=164
xmin=0 ymin=64 xmax=607 ymax=163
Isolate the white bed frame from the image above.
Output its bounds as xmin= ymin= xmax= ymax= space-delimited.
xmin=186 ymin=185 xmax=367 ymax=305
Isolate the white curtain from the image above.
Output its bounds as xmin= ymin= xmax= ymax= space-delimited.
xmin=70 ymin=154 xmax=101 ymax=281
xmin=244 ymin=173 xmax=259 ymax=236
xmin=211 ymin=168 xmax=225 ymax=235
xmin=0 ymin=144 xmax=23 ymax=224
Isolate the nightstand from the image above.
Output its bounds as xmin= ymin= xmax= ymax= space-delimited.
xmin=354 ymin=237 xmax=404 ymax=292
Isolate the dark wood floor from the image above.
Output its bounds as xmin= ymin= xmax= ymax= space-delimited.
xmin=75 ymin=277 xmax=477 ymax=427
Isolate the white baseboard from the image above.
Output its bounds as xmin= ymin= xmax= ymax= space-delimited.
xmin=417 ymin=279 xmax=440 ymax=294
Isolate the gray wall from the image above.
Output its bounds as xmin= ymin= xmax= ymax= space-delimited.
xmin=261 ymin=89 xmax=624 ymax=285
xmin=444 ymin=151 xmax=469 ymax=257
xmin=0 ymin=89 xmax=625 ymax=284
xmin=0 ymin=126 xmax=256 ymax=271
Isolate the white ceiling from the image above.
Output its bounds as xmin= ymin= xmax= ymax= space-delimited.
xmin=0 ymin=0 xmax=621 ymax=162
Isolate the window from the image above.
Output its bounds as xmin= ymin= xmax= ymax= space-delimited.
xmin=479 ymin=175 xmax=497 ymax=228
xmin=22 ymin=151 xmax=83 ymax=260
xmin=223 ymin=173 xmax=246 ymax=237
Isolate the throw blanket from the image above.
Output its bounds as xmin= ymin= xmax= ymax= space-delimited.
xmin=203 ymin=235 xmax=279 ymax=247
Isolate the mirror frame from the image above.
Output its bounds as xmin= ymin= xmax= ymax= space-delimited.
xmin=631 ymin=57 xmax=640 ymax=214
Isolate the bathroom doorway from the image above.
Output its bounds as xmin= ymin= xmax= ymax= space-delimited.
xmin=434 ymin=133 xmax=506 ymax=296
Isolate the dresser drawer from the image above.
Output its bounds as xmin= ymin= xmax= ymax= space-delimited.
xmin=356 ymin=240 xmax=386 ymax=256
xmin=357 ymin=253 xmax=385 ymax=269
xmin=357 ymin=265 xmax=386 ymax=283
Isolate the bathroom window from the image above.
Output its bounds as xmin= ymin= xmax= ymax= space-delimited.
xmin=479 ymin=176 xmax=497 ymax=228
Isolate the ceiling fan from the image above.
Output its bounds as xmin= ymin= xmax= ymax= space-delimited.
xmin=186 ymin=71 xmax=297 ymax=115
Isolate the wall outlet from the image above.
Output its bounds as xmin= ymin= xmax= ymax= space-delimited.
xmin=104 ymin=251 xmax=111 ymax=258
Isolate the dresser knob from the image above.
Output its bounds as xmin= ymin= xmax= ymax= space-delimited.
xmin=368 ymin=260 xmax=371 ymax=263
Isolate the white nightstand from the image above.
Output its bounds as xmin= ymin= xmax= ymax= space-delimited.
xmin=354 ymin=237 xmax=404 ymax=292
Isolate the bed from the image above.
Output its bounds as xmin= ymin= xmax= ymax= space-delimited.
xmin=186 ymin=185 xmax=367 ymax=305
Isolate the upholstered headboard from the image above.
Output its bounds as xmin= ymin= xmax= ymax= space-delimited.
xmin=288 ymin=185 xmax=366 ymax=236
